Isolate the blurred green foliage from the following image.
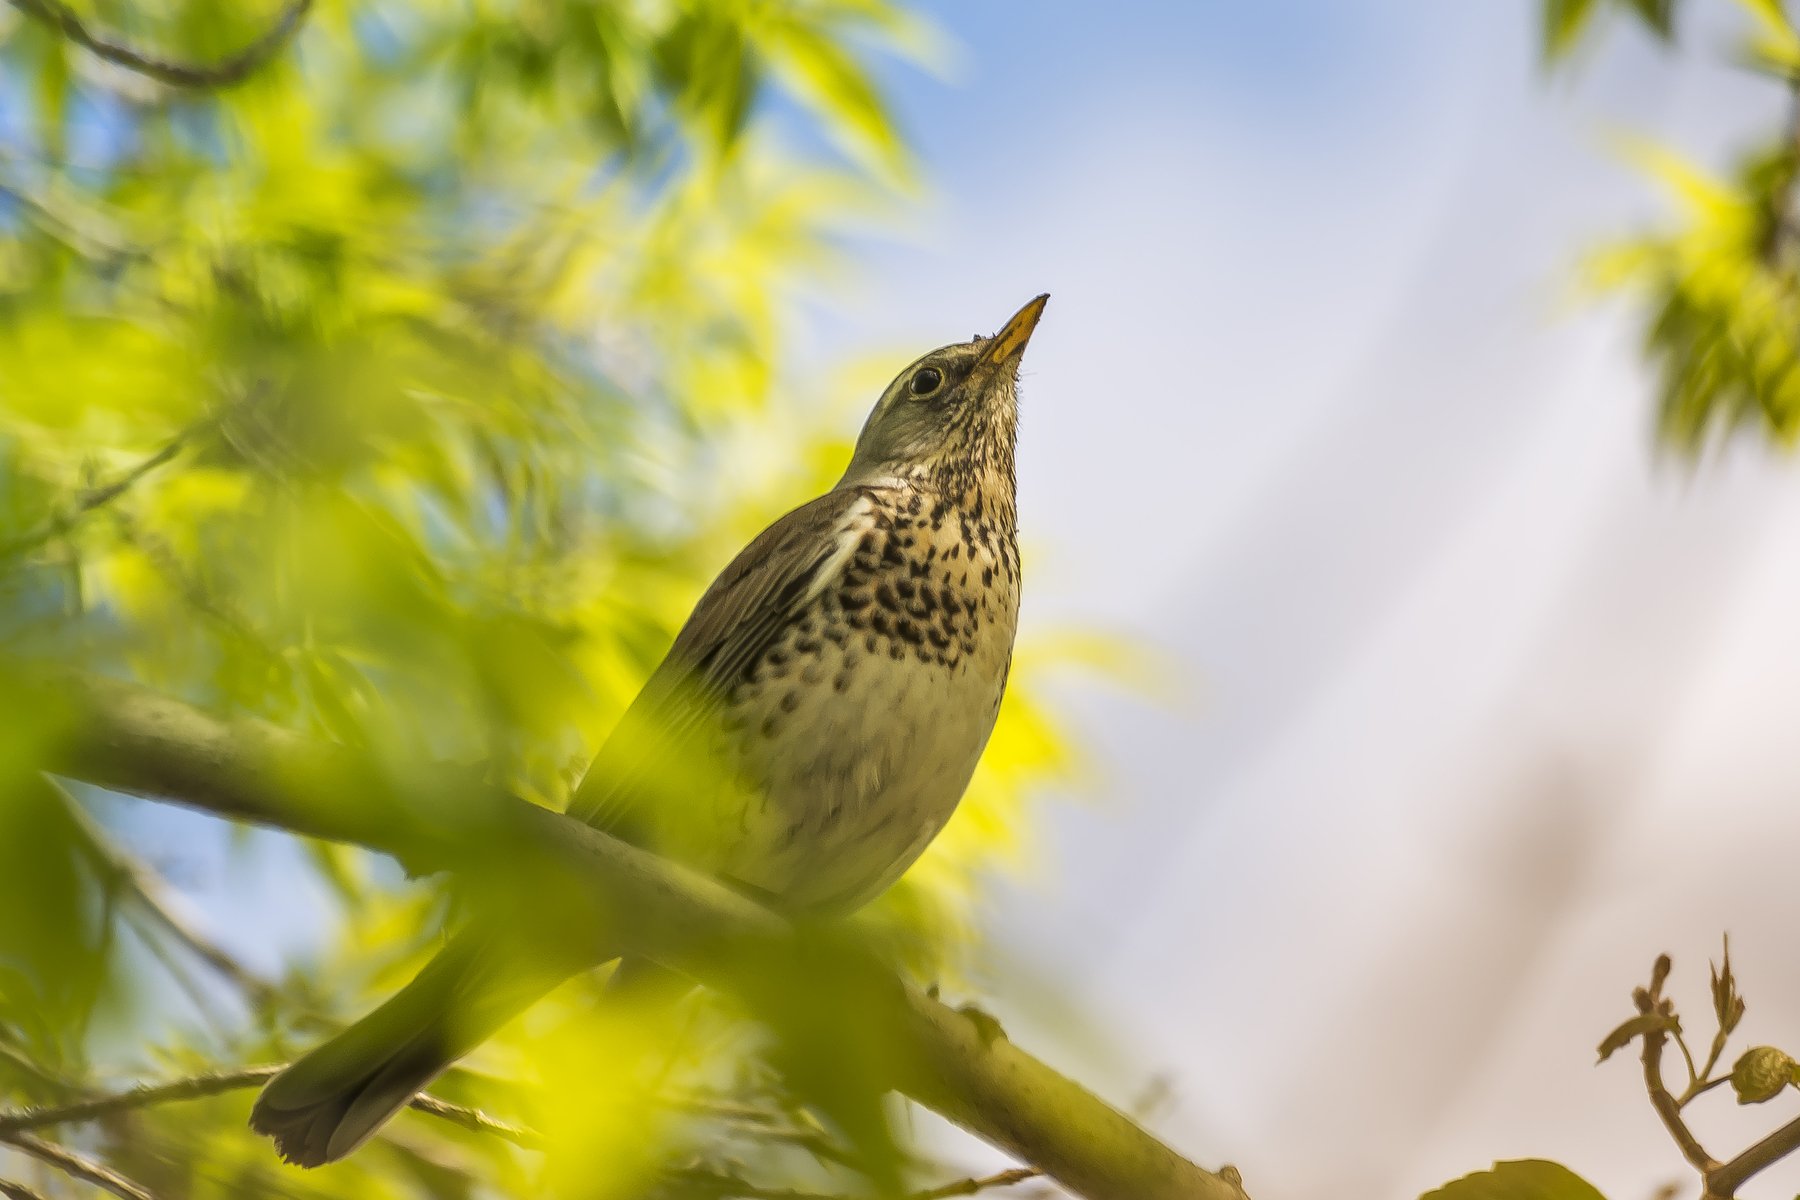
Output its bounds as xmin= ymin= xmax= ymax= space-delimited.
xmin=0 ymin=1 xmax=1107 ymax=1195
xmin=1545 ymin=0 xmax=1800 ymax=450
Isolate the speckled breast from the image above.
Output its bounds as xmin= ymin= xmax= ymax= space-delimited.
xmin=712 ymin=486 xmax=1020 ymax=913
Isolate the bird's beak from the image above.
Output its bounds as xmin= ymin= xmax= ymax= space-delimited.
xmin=979 ymin=294 xmax=1049 ymax=367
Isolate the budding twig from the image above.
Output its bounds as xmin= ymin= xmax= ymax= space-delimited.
xmin=1604 ymin=945 xmax=1800 ymax=1198
xmin=1630 ymin=957 xmax=1721 ymax=1177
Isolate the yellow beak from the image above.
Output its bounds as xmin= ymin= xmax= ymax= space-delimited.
xmin=980 ymin=294 xmax=1049 ymax=365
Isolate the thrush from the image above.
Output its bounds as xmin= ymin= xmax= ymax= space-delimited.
xmin=249 ymin=293 xmax=1049 ymax=1166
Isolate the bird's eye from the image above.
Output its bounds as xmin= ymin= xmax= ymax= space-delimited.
xmin=910 ymin=366 xmax=943 ymax=396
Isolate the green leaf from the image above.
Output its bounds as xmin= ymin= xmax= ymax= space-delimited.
xmin=1730 ymin=1045 xmax=1799 ymax=1103
xmin=34 ymin=34 xmax=70 ymax=162
xmin=762 ymin=15 xmax=912 ymax=180
xmin=1733 ymin=0 xmax=1800 ymax=71
xmin=1624 ymin=0 xmax=1677 ymax=38
xmin=1543 ymin=0 xmax=1601 ymax=63
xmin=1422 ymin=1160 xmax=1610 ymax=1200
xmin=1596 ymin=1011 xmax=1679 ymax=1062
xmin=1732 ymin=0 xmax=1795 ymax=40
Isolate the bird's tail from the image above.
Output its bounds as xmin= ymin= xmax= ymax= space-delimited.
xmin=250 ymin=931 xmax=567 ymax=1167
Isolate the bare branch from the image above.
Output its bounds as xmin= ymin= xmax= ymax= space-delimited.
xmin=658 ymin=1165 xmax=1041 ymax=1200
xmin=48 ymin=779 xmax=280 ymax=1007
xmin=1 ymin=1132 xmax=157 ymax=1200
xmin=1631 ymin=961 xmax=1721 ymax=1177
xmin=1706 ymin=1112 xmax=1800 ymax=1197
xmin=0 ymin=412 xmax=210 ymax=562
xmin=21 ymin=668 xmax=1245 ymax=1200
xmin=2 ymin=0 xmax=312 ymax=90
xmin=0 ymin=1063 xmax=538 ymax=1148
xmin=0 ymin=1044 xmax=75 ymax=1099
xmin=0 ymin=1178 xmax=49 ymax=1200
xmin=914 ymin=1167 xmax=1042 ymax=1198
xmin=404 ymin=1091 xmax=541 ymax=1148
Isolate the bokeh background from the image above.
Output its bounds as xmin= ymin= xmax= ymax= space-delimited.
xmin=11 ymin=1 xmax=1800 ymax=1198
xmin=833 ymin=4 xmax=1800 ymax=1197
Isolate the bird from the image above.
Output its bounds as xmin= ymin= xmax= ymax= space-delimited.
xmin=249 ymin=293 xmax=1048 ymax=1167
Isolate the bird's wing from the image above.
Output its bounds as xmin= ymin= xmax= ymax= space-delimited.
xmin=567 ymin=485 xmax=876 ymax=835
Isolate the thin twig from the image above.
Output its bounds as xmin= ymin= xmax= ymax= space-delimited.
xmin=1 ymin=1132 xmax=157 ymax=1200
xmin=658 ymin=1166 xmax=1041 ymax=1200
xmin=1671 ymin=1028 xmax=1702 ymax=1091
xmin=2 ymin=0 xmax=312 ymax=89
xmin=0 ymin=416 xmax=205 ymax=561
xmin=403 ymin=1092 xmax=541 ymax=1148
xmin=0 ymin=1178 xmax=49 ymax=1200
xmin=48 ymin=779 xmax=280 ymax=1007
xmin=0 ymin=176 xmax=139 ymax=264
xmin=0 ymin=1044 xmax=74 ymax=1099
xmin=1676 ymin=1074 xmax=1731 ymax=1108
xmin=0 ymin=1064 xmax=538 ymax=1149
xmin=0 ymin=1065 xmax=280 ymax=1136
xmin=667 ymin=1093 xmax=860 ymax=1169
xmin=1633 ymin=967 xmax=1720 ymax=1177
xmin=914 ymin=1168 xmax=1042 ymax=1199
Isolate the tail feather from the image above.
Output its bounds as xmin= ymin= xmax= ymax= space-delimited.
xmin=251 ymin=932 xmax=571 ymax=1167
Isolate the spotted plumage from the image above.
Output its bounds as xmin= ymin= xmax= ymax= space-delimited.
xmin=250 ymin=294 xmax=1049 ymax=1168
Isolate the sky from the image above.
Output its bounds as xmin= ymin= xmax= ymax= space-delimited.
xmin=77 ymin=3 xmax=1800 ymax=1197
xmin=811 ymin=3 xmax=1800 ymax=1198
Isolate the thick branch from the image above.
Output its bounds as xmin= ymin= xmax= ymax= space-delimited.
xmin=3 ymin=0 xmax=311 ymax=89
xmin=23 ymin=669 xmax=1245 ymax=1200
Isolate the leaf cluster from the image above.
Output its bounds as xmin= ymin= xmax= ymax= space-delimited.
xmin=1541 ymin=0 xmax=1800 ymax=451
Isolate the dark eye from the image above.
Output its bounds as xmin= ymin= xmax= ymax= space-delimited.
xmin=910 ymin=366 xmax=944 ymax=396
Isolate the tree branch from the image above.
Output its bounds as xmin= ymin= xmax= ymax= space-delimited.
xmin=48 ymin=779 xmax=280 ymax=1008
xmin=0 ymin=1063 xmax=538 ymax=1148
xmin=0 ymin=410 xmax=215 ymax=563
xmin=21 ymin=668 xmax=1247 ymax=1200
xmin=1641 ymin=1021 xmax=1718 ymax=1176
xmin=914 ymin=1167 xmax=1042 ymax=1198
xmin=0 ymin=1177 xmax=49 ymax=1200
xmin=2 ymin=0 xmax=312 ymax=90
xmin=1706 ymin=1111 xmax=1800 ymax=1197
xmin=1 ymin=1132 xmax=156 ymax=1200
xmin=1632 ymin=961 xmax=1720 ymax=1178
xmin=658 ymin=1165 xmax=1042 ymax=1200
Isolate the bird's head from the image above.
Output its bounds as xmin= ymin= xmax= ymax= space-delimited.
xmin=841 ymin=294 xmax=1047 ymax=493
